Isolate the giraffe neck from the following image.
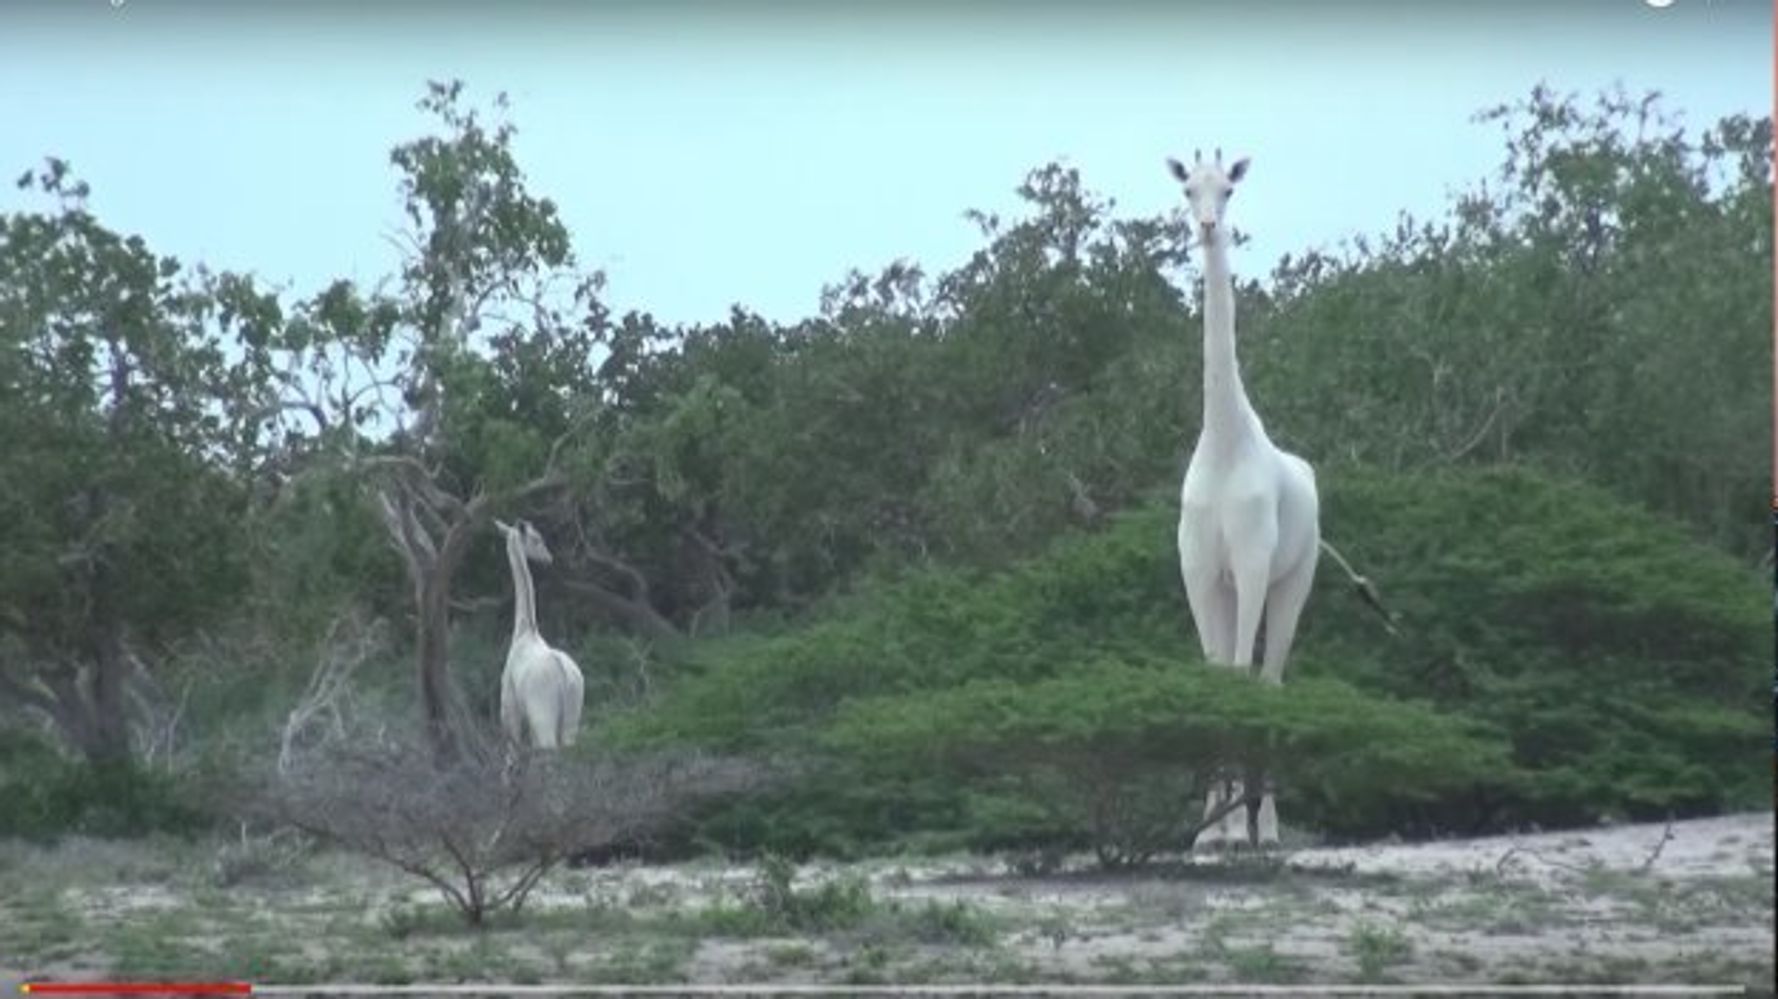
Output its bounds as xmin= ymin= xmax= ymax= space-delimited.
xmin=507 ymin=534 xmax=538 ymax=643
xmin=1198 ymin=231 xmax=1263 ymax=455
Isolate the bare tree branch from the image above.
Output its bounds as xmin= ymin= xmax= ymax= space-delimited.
xmin=0 ymin=667 xmax=58 ymax=718
xmin=1638 ymin=819 xmax=1677 ymax=873
xmin=562 ymin=578 xmax=683 ymax=644
xmin=357 ymin=455 xmax=469 ymax=520
xmin=375 ymin=490 xmax=433 ymax=583
xmin=246 ymin=732 xmax=770 ymax=926
xmin=1438 ymin=387 xmax=1508 ymax=465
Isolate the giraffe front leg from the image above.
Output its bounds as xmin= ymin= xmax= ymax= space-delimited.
xmin=1182 ymin=563 xmax=1239 ymax=854
xmin=1223 ymin=776 xmax=1251 ymax=847
xmin=1228 ymin=535 xmax=1275 ymax=850
xmin=1196 ymin=782 xmax=1228 ymax=851
xmin=1255 ymin=782 xmax=1280 ymax=847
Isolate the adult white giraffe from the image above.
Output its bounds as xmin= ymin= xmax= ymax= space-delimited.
xmin=495 ymin=518 xmax=585 ymax=750
xmin=1168 ymin=149 xmax=1320 ymax=850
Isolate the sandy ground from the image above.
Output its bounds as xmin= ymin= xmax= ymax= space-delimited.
xmin=2 ymin=812 xmax=1772 ymax=992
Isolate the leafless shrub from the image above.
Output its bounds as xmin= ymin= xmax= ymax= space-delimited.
xmin=119 ymin=647 xmax=191 ymax=772
xmin=278 ymin=610 xmax=391 ymax=774
xmin=211 ymin=823 xmax=314 ymax=888
xmin=242 ymin=729 xmax=770 ymax=926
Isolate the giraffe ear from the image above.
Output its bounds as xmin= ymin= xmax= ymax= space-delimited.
xmin=1228 ymin=157 xmax=1251 ymax=183
xmin=493 ymin=518 xmax=512 ymax=534
xmin=1167 ymin=157 xmax=1189 ymax=183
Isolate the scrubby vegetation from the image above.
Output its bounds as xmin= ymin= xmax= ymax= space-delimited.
xmin=615 ymin=465 xmax=1765 ymax=860
xmin=0 ymin=74 xmax=1768 ymax=933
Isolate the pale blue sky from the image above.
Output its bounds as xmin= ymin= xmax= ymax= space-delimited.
xmin=1 ymin=0 xmax=1769 ymax=327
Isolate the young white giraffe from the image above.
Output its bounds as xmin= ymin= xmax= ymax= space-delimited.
xmin=496 ymin=518 xmax=586 ymax=750
xmin=1168 ymin=149 xmax=1320 ymax=850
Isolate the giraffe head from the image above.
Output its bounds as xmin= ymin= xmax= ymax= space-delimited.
xmin=494 ymin=517 xmax=554 ymax=566
xmin=1165 ymin=148 xmax=1250 ymax=239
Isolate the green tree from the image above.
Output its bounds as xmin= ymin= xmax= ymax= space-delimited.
xmin=273 ymin=81 xmax=601 ymax=761
xmin=1246 ymin=86 xmax=1771 ymax=557
xmin=0 ymin=160 xmax=279 ymax=763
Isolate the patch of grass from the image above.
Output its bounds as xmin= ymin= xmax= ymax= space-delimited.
xmin=184 ymin=883 xmax=248 ymax=918
xmin=1432 ymin=948 xmax=1484 ymax=974
xmin=1139 ymin=954 xmax=1208 ymax=984
xmin=1035 ymin=910 xmax=1076 ymax=949
xmin=1651 ymin=909 xmax=1701 ymax=934
xmin=375 ymin=898 xmax=625 ymax=939
xmin=1089 ymin=953 xmax=1140 ymax=982
xmin=271 ymin=951 xmax=336 ymax=986
xmin=363 ymin=954 xmax=414 ymax=986
xmin=0 ymin=889 xmax=83 ymax=961
xmin=542 ymin=934 xmax=577 ymax=975
xmin=624 ymin=879 xmax=680 ymax=908
xmin=892 ymin=898 xmax=999 ymax=947
xmin=1411 ymin=888 xmax=1503 ymax=929
xmin=748 ymin=854 xmax=877 ymax=933
xmin=978 ymin=952 xmax=1046 ymax=984
xmin=108 ymin=923 xmax=212 ymax=980
xmin=841 ymin=942 xmax=896 ymax=985
xmin=379 ymin=902 xmax=434 ymax=940
xmin=1660 ymin=951 xmax=1774 ymax=990
xmin=1689 ymin=873 xmax=1775 ymax=916
xmin=1396 ymin=874 xmax=1447 ymax=903
xmin=1536 ymin=950 xmax=1755 ymax=987
xmin=1592 ymin=954 xmax=1650 ymax=981
xmin=205 ymin=933 xmax=326 ymax=984
xmin=1196 ymin=912 xmax=1238 ymax=957
xmin=1346 ymin=922 xmax=1414 ymax=982
xmin=1003 ymin=846 xmax=1067 ymax=877
xmin=430 ymin=935 xmax=520 ymax=982
xmin=765 ymin=942 xmax=820 ymax=968
xmin=664 ymin=857 xmax=886 ymax=940
xmin=686 ymin=901 xmax=781 ymax=938
xmin=1127 ymin=883 xmax=1200 ymax=921
xmin=209 ymin=831 xmax=312 ymax=888
xmin=1223 ymin=943 xmax=1305 ymax=984
xmin=1445 ymin=882 xmax=1565 ymax=936
xmin=1463 ymin=865 xmax=1504 ymax=888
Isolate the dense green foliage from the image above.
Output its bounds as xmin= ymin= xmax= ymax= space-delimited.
xmin=0 ymin=728 xmax=203 ymax=840
xmin=1297 ymin=465 xmax=1768 ymax=831
xmin=0 ymin=158 xmax=287 ymax=763
xmin=610 ymin=465 xmax=1765 ymax=856
xmin=0 ymin=82 xmax=1766 ymax=858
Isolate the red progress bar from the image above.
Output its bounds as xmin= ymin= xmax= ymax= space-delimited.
xmin=21 ymin=985 xmax=251 ymax=996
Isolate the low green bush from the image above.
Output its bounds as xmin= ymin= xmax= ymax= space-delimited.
xmin=607 ymin=464 xmax=1766 ymax=856
xmin=0 ymin=728 xmax=206 ymax=840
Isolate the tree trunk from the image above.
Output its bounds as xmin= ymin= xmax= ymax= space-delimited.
xmin=414 ymin=515 xmax=486 ymax=766
xmin=77 ymin=482 xmax=133 ymax=765
xmin=415 ymin=573 xmax=461 ymax=766
xmin=84 ymin=620 xmax=133 ymax=765
xmin=372 ymin=467 xmax=567 ymax=765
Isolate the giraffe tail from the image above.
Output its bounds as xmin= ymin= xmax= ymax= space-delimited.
xmin=1318 ymin=539 xmax=1401 ymax=637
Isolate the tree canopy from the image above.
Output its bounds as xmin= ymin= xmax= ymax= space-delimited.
xmin=0 ymin=82 xmax=1766 ymax=856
